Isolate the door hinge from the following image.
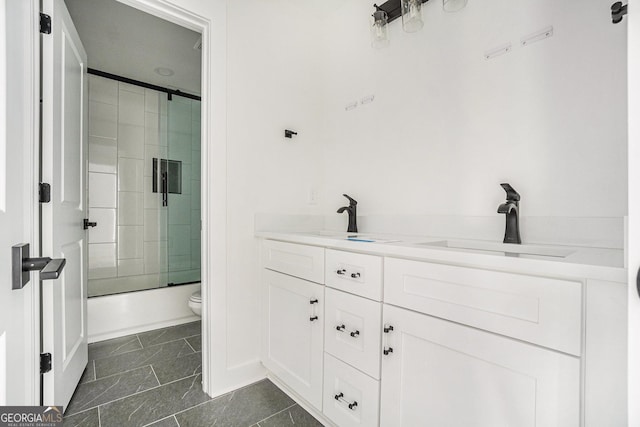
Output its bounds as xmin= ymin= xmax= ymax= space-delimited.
xmin=40 ymin=353 xmax=52 ymax=374
xmin=39 ymin=183 xmax=51 ymax=203
xmin=39 ymin=13 xmax=51 ymax=34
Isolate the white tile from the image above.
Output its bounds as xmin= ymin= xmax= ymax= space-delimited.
xmin=119 ymin=82 xmax=144 ymax=95
xmin=191 ymin=184 xmax=201 ymax=210
xmin=118 ymin=158 xmax=144 ymax=192
xmin=144 ymin=209 xmax=168 ymax=242
xmin=118 ymin=90 xmax=145 ymax=126
xmin=145 ymin=89 xmax=160 ymax=113
xmin=191 ymin=102 xmax=201 ymax=123
xmin=89 ymin=173 xmax=117 ymax=208
xmin=159 ymin=116 xmax=168 ymax=146
xmin=144 ymin=144 xmax=167 ymax=177
xmin=88 ymin=208 xmax=116 ymax=243
xmin=181 ymin=163 xmax=192 ymax=195
xmin=118 ymin=226 xmax=144 ymax=259
xmin=168 ymin=194 xmax=190 ymax=225
xmin=89 ymin=76 xmax=118 ymax=105
xmin=168 ymin=132 xmax=192 ymax=163
xmin=88 ymin=243 xmax=117 ymax=279
xmin=169 ymin=255 xmax=191 ymax=272
xmin=145 ymin=113 xmax=160 ymax=145
xmin=118 ymin=192 xmax=144 ymax=225
xmin=160 ymin=96 xmax=168 ymax=117
xmin=191 ymin=150 xmax=201 ymax=177
xmin=168 ymin=225 xmax=190 ymax=257
xmin=89 ymin=101 xmax=117 ymax=138
xmin=191 ymin=123 xmax=201 ymax=151
xmin=144 ymin=176 xmax=161 ymax=208
xmin=168 ymin=103 xmax=191 ymax=133
xmin=191 ymin=210 xmax=201 ymax=240
xmin=191 ymin=239 xmax=201 ymax=269
xmin=144 ymin=241 xmax=168 ymax=274
xmin=118 ymin=124 xmax=144 ymax=159
xmin=89 ymin=136 xmax=117 ymax=174
xmin=118 ymin=259 xmax=144 ymax=277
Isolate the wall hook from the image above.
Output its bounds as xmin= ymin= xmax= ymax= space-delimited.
xmin=284 ymin=129 xmax=298 ymax=138
xmin=611 ymin=2 xmax=628 ymax=23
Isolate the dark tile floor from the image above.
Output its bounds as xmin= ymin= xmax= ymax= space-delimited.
xmin=64 ymin=321 xmax=323 ymax=427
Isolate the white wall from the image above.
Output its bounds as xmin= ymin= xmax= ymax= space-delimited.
xmin=319 ymin=0 xmax=627 ymax=224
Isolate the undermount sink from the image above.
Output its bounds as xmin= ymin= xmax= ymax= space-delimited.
xmin=419 ymin=239 xmax=575 ymax=258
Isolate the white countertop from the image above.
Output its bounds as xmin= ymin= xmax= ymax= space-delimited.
xmin=256 ymin=230 xmax=627 ymax=283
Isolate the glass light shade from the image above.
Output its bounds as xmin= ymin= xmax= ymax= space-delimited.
xmin=401 ymin=0 xmax=424 ymax=33
xmin=443 ymin=0 xmax=468 ymax=12
xmin=371 ymin=10 xmax=390 ymax=49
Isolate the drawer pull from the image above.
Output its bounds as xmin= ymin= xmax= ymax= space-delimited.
xmin=383 ymin=346 xmax=394 ymax=355
xmin=334 ymin=392 xmax=358 ymax=410
xmin=350 ymin=330 xmax=360 ymax=338
xmin=384 ymin=324 xmax=394 ymax=333
xmin=350 ymin=272 xmax=361 ymax=278
xmin=336 ymin=324 xmax=346 ymax=331
xmin=336 ymin=269 xmax=346 ymax=275
xmin=310 ymin=316 xmax=318 ymax=322
xmin=309 ymin=298 xmax=319 ymax=305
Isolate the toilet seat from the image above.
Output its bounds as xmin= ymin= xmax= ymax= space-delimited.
xmin=189 ymin=291 xmax=201 ymax=302
xmin=188 ymin=291 xmax=202 ymax=316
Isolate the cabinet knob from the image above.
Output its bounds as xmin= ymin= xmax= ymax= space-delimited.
xmin=336 ymin=324 xmax=346 ymax=331
xmin=350 ymin=272 xmax=360 ymax=278
xmin=310 ymin=316 xmax=318 ymax=322
xmin=309 ymin=298 xmax=318 ymax=305
xmin=336 ymin=269 xmax=346 ymax=275
xmin=383 ymin=325 xmax=394 ymax=333
xmin=383 ymin=346 xmax=394 ymax=355
xmin=350 ymin=330 xmax=360 ymax=338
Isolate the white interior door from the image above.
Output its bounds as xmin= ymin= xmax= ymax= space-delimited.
xmin=628 ymin=0 xmax=640 ymax=424
xmin=41 ymin=0 xmax=88 ymax=409
xmin=0 ymin=0 xmax=40 ymax=406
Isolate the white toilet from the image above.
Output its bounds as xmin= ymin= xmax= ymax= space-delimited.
xmin=188 ymin=291 xmax=202 ymax=316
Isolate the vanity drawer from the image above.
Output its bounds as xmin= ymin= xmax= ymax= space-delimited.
xmin=323 ymin=353 xmax=380 ymax=427
xmin=263 ymin=240 xmax=324 ymax=284
xmin=325 ymin=288 xmax=382 ymax=379
xmin=326 ymin=249 xmax=382 ymax=301
xmin=384 ymin=257 xmax=583 ymax=355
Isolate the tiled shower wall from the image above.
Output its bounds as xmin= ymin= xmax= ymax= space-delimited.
xmin=87 ymin=75 xmax=201 ymax=297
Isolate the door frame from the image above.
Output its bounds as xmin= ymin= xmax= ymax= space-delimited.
xmin=115 ymin=0 xmax=227 ymax=396
xmin=2 ymin=0 xmax=41 ymax=405
xmin=629 ymin=0 xmax=640 ymax=423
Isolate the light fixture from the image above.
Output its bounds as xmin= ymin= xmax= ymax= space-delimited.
xmin=371 ymin=0 xmax=467 ymax=48
xmin=371 ymin=9 xmax=390 ymax=48
xmin=401 ymin=0 xmax=424 ymax=32
xmin=443 ymin=0 xmax=468 ymax=13
xmin=154 ymin=67 xmax=174 ymax=77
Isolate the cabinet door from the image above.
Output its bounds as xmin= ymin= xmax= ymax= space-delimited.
xmin=380 ymin=305 xmax=580 ymax=427
xmin=262 ymin=269 xmax=324 ymax=409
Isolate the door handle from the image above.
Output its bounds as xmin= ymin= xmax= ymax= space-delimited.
xmin=83 ymin=218 xmax=97 ymax=229
xmin=12 ymin=243 xmax=66 ymax=290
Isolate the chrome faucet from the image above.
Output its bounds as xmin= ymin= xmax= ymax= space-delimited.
xmin=337 ymin=194 xmax=358 ymax=233
xmin=497 ymin=183 xmax=521 ymax=244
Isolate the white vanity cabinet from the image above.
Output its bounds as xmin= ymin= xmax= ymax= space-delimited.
xmin=261 ymin=241 xmax=325 ymax=409
xmin=259 ymin=236 xmax=626 ymax=427
xmin=380 ymin=304 xmax=580 ymax=427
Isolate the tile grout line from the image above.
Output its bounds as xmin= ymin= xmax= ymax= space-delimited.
xmin=98 ymin=405 xmax=101 ymax=427
xmin=66 ymin=370 xmax=203 ymax=417
xmin=253 ymin=403 xmax=298 ymax=426
xmin=91 ymin=333 xmax=197 ymax=365
xmin=149 ymin=364 xmax=161 ymax=386
xmin=93 ymin=360 xmax=97 ymax=381
xmin=184 ymin=338 xmax=196 ymax=353
xmin=70 ymin=374 xmax=205 ymax=415
xmin=173 ymin=414 xmax=180 ymax=427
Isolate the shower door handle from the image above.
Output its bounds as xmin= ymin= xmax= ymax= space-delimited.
xmin=161 ymin=172 xmax=168 ymax=207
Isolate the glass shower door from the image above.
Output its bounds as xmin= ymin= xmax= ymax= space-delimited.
xmin=165 ymin=96 xmax=201 ymax=285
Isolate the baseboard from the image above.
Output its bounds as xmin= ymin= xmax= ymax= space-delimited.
xmin=88 ymin=316 xmax=200 ymax=343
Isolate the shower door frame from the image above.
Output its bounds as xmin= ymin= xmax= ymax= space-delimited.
xmin=115 ymin=0 xmax=224 ymax=397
